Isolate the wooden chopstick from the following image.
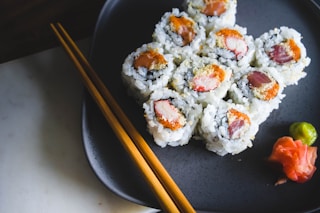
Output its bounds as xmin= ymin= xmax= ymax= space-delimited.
xmin=53 ymin=21 xmax=195 ymax=213
xmin=50 ymin=22 xmax=196 ymax=213
xmin=50 ymin=23 xmax=179 ymax=212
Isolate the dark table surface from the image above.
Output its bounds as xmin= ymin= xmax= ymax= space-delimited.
xmin=0 ymin=0 xmax=106 ymax=64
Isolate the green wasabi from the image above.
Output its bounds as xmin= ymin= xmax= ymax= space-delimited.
xmin=289 ymin=122 xmax=317 ymax=146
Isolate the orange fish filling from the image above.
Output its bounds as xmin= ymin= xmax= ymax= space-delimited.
xmin=133 ymin=50 xmax=168 ymax=70
xmin=287 ymin=39 xmax=301 ymax=61
xmin=169 ymin=15 xmax=196 ymax=46
xmin=201 ymin=0 xmax=227 ymax=16
xmin=216 ymin=28 xmax=243 ymax=39
xmin=228 ymin=108 xmax=251 ymax=125
xmin=251 ymin=82 xmax=280 ymax=101
xmin=263 ymin=83 xmax=280 ymax=101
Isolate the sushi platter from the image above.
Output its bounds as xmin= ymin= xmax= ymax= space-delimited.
xmin=82 ymin=0 xmax=320 ymax=212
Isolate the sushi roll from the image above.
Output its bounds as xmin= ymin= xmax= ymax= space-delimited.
xmin=152 ymin=8 xmax=206 ymax=63
xmin=227 ymin=66 xmax=285 ymax=124
xmin=143 ymin=88 xmax=203 ymax=147
xmin=120 ymin=0 xmax=312 ymax=157
xmin=202 ymin=25 xmax=256 ymax=69
xmin=198 ymin=100 xmax=259 ymax=156
xmin=183 ymin=0 xmax=237 ymax=32
xmin=171 ymin=55 xmax=232 ymax=105
xmin=254 ymin=26 xmax=311 ymax=86
xmin=121 ymin=42 xmax=175 ymax=104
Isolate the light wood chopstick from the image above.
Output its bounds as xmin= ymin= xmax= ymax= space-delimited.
xmin=50 ymin=22 xmax=196 ymax=213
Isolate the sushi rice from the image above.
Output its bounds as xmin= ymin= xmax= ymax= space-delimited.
xmin=170 ymin=55 xmax=233 ymax=106
xmin=183 ymin=0 xmax=237 ymax=32
xmin=202 ymin=24 xmax=256 ymax=69
xmin=121 ymin=1 xmax=311 ymax=156
xmin=121 ymin=42 xmax=175 ymax=104
xmin=198 ymin=100 xmax=259 ymax=156
xmin=143 ymin=88 xmax=203 ymax=147
xmin=152 ymin=8 xmax=206 ymax=63
xmin=227 ymin=66 xmax=286 ymax=125
xmin=254 ymin=26 xmax=311 ymax=86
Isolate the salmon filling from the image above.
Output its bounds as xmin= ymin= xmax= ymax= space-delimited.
xmin=190 ymin=64 xmax=226 ymax=92
xmin=154 ymin=99 xmax=186 ymax=130
xmin=227 ymin=108 xmax=251 ymax=139
xmin=133 ymin=50 xmax=168 ymax=70
xmin=201 ymin=0 xmax=227 ymax=16
xmin=169 ymin=15 xmax=196 ymax=46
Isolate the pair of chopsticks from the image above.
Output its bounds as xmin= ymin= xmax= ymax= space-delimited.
xmin=50 ymin=22 xmax=196 ymax=213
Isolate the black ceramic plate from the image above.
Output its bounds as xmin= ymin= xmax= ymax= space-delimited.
xmin=82 ymin=0 xmax=320 ymax=212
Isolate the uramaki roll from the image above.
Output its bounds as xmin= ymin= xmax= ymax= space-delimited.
xmin=152 ymin=8 xmax=206 ymax=63
xmin=198 ymin=100 xmax=259 ymax=156
xmin=254 ymin=26 xmax=311 ymax=86
xmin=143 ymin=88 xmax=202 ymax=147
xmin=122 ymin=42 xmax=175 ymax=104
